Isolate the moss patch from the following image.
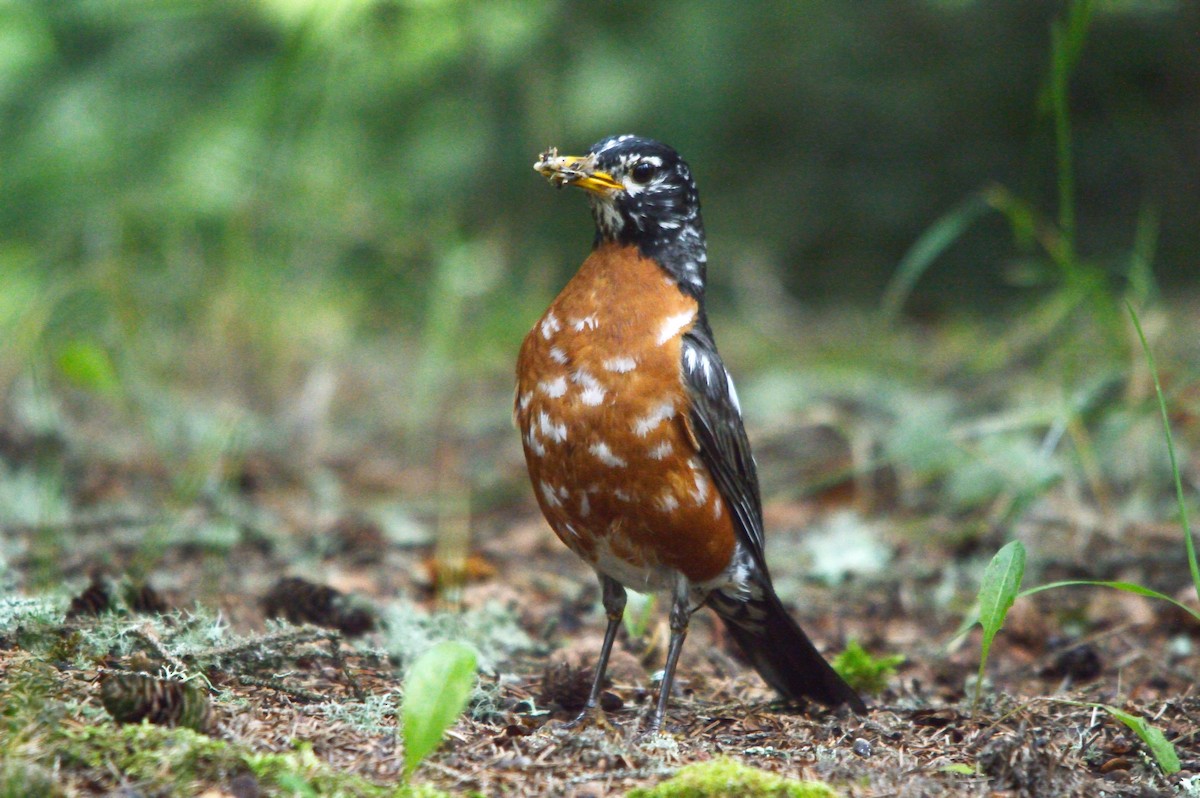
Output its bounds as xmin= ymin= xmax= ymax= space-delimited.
xmin=627 ymin=757 xmax=841 ymax=798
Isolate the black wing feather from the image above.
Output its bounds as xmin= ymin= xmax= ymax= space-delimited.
xmin=680 ymin=320 xmax=768 ymax=573
xmin=681 ymin=318 xmax=867 ymax=713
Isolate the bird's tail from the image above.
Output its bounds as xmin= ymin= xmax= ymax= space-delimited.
xmin=706 ymin=582 xmax=866 ymax=714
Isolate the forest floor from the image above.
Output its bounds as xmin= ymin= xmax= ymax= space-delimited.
xmin=1 ymin=302 xmax=1198 ymax=797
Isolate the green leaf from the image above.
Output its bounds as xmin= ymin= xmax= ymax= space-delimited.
xmin=55 ymin=339 xmax=119 ymax=395
xmin=972 ymin=540 xmax=1026 ymax=712
xmin=978 ymin=541 xmax=1026 ymax=643
xmin=1020 ymin=580 xmax=1200 ymax=624
xmin=402 ymin=640 xmax=477 ymax=778
xmin=1097 ymin=704 xmax=1181 ymax=775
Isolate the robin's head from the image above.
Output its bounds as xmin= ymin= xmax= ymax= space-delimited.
xmin=535 ymin=135 xmax=707 ymax=297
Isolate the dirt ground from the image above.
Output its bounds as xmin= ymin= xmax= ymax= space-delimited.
xmin=1 ymin=310 xmax=1198 ymax=797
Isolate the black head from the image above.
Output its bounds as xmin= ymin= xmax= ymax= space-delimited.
xmin=535 ymin=135 xmax=707 ymax=297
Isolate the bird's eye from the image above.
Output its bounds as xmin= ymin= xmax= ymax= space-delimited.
xmin=631 ymin=161 xmax=658 ymax=183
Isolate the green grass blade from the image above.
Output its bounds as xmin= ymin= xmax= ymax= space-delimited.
xmin=1097 ymin=704 xmax=1181 ymax=775
xmin=1046 ymin=0 xmax=1093 ymax=263
xmin=881 ymin=194 xmax=991 ymax=323
xmin=1020 ymin=579 xmax=1200 ymax=624
xmin=971 ymin=540 xmax=1026 ymax=712
xmin=402 ymin=640 xmax=478 ymax=778
xmin=1126 ymin=205 xmax=1160 ymax=305
xmin=1127 ymin=302 xmax=1200 ymax=606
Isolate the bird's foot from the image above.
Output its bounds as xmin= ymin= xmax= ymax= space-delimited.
xmin=561 ymin=703 xmax=613 ymax=732
xmin=635 ymin=721 xmax=678 ymax=745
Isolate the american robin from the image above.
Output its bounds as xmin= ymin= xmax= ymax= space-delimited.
xmin=517 ymin=135 xmax=866 ymax=732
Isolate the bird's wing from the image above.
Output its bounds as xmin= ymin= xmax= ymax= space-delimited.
xmin=680 ymin=323 xmax=768 ymax=571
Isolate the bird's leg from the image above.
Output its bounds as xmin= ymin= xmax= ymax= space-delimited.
xmin=568 ymin=575 xmax=626 ymax=726
xmin=646 ymin=577 xmax=693 ymax=736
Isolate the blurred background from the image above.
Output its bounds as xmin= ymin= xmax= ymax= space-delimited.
xmin=1 ymin=0 xmax=1198 ymax=553
xmin=4 ymin=0 xmax=1198 ymax=341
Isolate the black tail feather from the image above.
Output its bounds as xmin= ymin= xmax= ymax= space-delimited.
xmin=707 ymin=585 xmax=866 ymax=714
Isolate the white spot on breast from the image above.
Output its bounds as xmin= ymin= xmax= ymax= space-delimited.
xmin=549 ymin=346 xmax=568 ymax=364
xmin=540 ymin=312 xmax=561 ymax=339
xmin=524 ymin=431 xmax=545 ymax=457
xmin=690 ymin=473 xmax=709 ymax=505
xmin=579 ymin=492 xmax=591 ymax=517
xmin=713 ymin=496 xmax=723 ymax=519
xmin=657 ymin=309 xmax=696 ymax=345
xmin=572 ymin=368 xmax=606 ymax=406
xmin=648 ymin=440 xmax=674 ymax=460
xmin=572 ymin=368 xmax=600 ymax=388
xmin=656 ymin=493 xmax=680 ymax=513
xmin=539 ymin=376 xmax=567 ymax=398
xmin=572 ymin=315 xmax=598 ymax=331
xmin=633 ymin=402 xmax=676 ymax=437
xmin=603 ymin=356 xmax=638 ymax=374
xmin=540 ymin=480 xmax=562 ymax=507
xmin=580 ymin=385 xmax=606 ymax=406
xmin=589 ymin=441 xmax=627 ymax=468
xmin=538 ymin=411 xmax=568 ymax=443
xmin=613 ymin=488 xmax=632 ymax=502
xmin=518 ymin=392 xmax=533 ymax=411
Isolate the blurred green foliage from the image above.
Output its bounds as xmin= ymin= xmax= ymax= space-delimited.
xmin=4 ymin=0 xmax=1195 ymax=333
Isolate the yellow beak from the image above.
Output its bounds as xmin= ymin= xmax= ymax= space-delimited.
xmin=533 ymin=149 xmax=624 ymax=195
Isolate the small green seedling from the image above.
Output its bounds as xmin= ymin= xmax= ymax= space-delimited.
xmin=402 ymin=641 xmax=477 ymax=779
xmin=971 ymin=539 xmax=1026 ymax=713
xmin=831 ymin=640 xmax=905 ymax=695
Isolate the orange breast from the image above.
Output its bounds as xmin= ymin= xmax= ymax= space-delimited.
xmin=515 ymin=242 xmax=736 ymax=587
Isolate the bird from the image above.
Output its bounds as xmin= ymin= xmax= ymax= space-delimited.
xmin=516 ymin=134 xmax=866 ymax=733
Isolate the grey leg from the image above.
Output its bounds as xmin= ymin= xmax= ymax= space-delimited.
xmin=647 ymin=577 xmax=692 ymax=734
xmin=570 ymin=575 xmax=626 ymax=723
